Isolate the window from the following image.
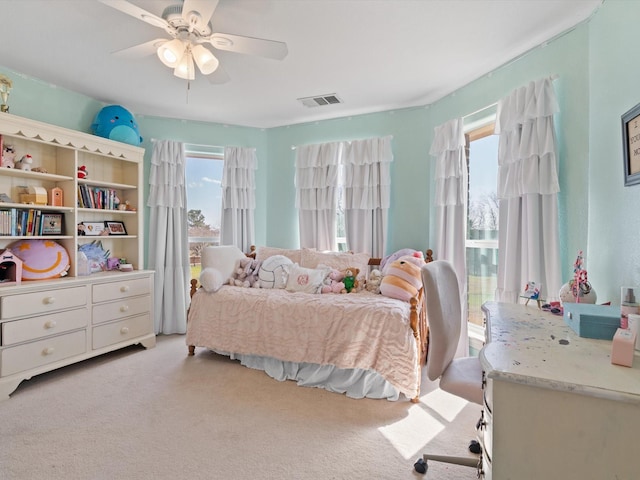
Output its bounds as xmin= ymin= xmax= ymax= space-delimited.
xmin=185 ymin=144 xmax=224 ymax=278
xmin=465 ymin=122 xmax=499 ymax=330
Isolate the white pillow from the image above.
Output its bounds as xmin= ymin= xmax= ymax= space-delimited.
xmin=258 ymin=255 xmax=294 ymax=289
xmin=201 ymin=245 xmax=246 ymax=281
xmin=199 ymin=267 xmax=224 ymax=293
xmin=286 ymin=264 xmax=330 ymax=294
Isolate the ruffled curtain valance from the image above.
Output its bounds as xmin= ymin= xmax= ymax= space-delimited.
xmin=430 ymin=118 xmax=467 ymax=207
xmin=221 ymin=147 xmax=257 ymax=210
xmin=342 ymin=136 xmax=392 ymax=210
xmin=495 ymin=77 xmax=560 ymax=198
xmin=295 ymin=141 xmax=342 ymax=211
xmin=147 ymin=140 xmax=186 ymax=208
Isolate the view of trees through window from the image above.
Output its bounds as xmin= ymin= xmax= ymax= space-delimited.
xmin=185 ymin=148 xmax=224 ymax=279
xmin=466 ymin=127 xmax=499 ymax=326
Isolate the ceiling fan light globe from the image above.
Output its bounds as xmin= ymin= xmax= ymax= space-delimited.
xmin=157 ymin=38 xmax=185 ymax=68
xmin=174 ymin=50 xmax=195 ymax=80
xmin=192 ymin=44 xmax=219 ymax=75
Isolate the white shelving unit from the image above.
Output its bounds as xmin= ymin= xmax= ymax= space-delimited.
xmin=0 ymin=113 xmax=155 ymax=400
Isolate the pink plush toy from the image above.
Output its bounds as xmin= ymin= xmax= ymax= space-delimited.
xmin=321 ymin=269 xmax=345 ymax=294
xmin=229 ymin=257 xmax=262 ymax=288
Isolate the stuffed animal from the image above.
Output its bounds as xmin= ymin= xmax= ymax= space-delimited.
xmin=15 ymin=154 xmax=33 ymax=171
xmin=321 ymin=268 xmax=345 ymax=294
xmin=380 ymin=248 xmax=424 ymax=274
xmin=2 ymin=144 xmax=16 ymax=168
xmin=91 ymin=105 xmax=143 ymax=146
xmin=379 ymin=255 xmax=426 ymax=302
xmin=366 ymin=268 xmax=383 ymax=294
xmin=342 ymin=267 xmax=360 ymax=293
xmin=229 ymin=257 xmax=262 ymax=288
xmin=77 ymin=165 xmax=88 ymax=179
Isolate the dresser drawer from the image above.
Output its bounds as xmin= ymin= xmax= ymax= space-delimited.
xmin=0 ymin=286 xmax=88 ymax=320
xmin=1 ymin=307 xmax=88 ymax=346
xmin=0 ymin=330 xmax=86 ymax=376
xmin=92 ymin=278 xmax=151 ymax=303
xmin=92 ymin=295 xmax=151 ymax=325
xmin=92 ymin=314 xmax=152 ymax=350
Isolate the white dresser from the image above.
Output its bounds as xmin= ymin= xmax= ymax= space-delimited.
xmin=0 ymin=271 xmax=155 ymax=399
xmin=478 ymin=302 xmax=640 ymax=479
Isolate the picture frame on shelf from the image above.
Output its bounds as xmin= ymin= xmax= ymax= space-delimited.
xmin=622 ymin=102 xmax=640 ymax=186
xmin=78 ymin=221 xmax=107 ymax=236
xmin=105 ymin=220 xmax=127 ymax=235
xmin=41 ymin=213 xmax=63 ymax=235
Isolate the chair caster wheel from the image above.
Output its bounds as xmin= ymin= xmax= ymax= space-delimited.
xmin=469 ymin=440 xmax=482 ymax=454
xmin=414 ymin=457 xmax=428 ymax=474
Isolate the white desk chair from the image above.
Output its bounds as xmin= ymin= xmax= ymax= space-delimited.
xmin=415 ymin=260 xmax=484 ymax=475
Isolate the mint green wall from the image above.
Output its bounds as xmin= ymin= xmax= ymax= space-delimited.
xmin=588 ymin=0 xmax=640 ymax=304
xmin=2 ymin=0 xmax=636 ymax=304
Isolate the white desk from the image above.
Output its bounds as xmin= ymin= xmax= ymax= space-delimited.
xmin=479 ymin=302 xmax=640 ymax=479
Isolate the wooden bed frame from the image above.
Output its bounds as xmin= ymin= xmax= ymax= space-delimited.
xmin=188 ymin=248 xmax=433 ymax=402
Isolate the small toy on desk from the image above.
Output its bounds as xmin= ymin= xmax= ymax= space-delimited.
xmin=611 ymin=328 xmax=636 ymax=367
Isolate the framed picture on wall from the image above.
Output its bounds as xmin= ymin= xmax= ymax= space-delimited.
xmin=622 ymin=102 xmax=640 ymax=186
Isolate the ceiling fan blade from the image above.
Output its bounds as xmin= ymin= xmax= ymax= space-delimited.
xmin=112 ymin=38 xmax=168 ymax=59
xmin=207 ymin=65 xmax=231 ymax=84
xmin=182 ymin=0 xmax=220 ymax=26
xmin=209 ymin=33 xmax=288 ymax=60
xmin=98 ymin=0 xmax=169 ymax=30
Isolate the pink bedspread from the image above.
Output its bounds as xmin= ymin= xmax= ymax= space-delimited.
xmin=186 ymin=286 xmax=420 ymax=398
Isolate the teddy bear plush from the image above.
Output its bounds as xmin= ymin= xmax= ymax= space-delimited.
xmin=342 ymin=267 xmax=360 ymax=293
xmin=365 ymin=268 xmax=383 ymax=294
xmin=379 ymin=255 xmax=425 ymax=302
xmin=229 ymin=257 xmax=262 ymax=288
xmin=321 ymin=268 xmax=345 ymax=294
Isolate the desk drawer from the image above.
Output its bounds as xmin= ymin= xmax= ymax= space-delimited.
xmin=0 ymin=330 xmax=86 ymax=376
xmin=92 ymin=278 xmax=151 ymax=303
xmin=1 ymin=307 xmax=88 ymax=346
xmin=1 ymin=286 xmax=87 ymax=320
xmin=92 ymin=295 xmax=150 ymax=325
xmin=92 ymin=314 xmax=152 ymax=350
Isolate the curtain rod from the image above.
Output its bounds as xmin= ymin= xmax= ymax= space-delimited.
xmin=462 ymin=74 xmax=559 ymax=120
xmin=291 ymin=134 xmax=393 ymax=150
xmin=149 ymin=139 xmax=225 ymax=150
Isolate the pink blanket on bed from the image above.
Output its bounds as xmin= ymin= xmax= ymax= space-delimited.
xmin=186 ymin=286 xmax=420 ymax=398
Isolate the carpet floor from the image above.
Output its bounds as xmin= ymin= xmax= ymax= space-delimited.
xmin=0 ymin=335 xmax=481 ymax=479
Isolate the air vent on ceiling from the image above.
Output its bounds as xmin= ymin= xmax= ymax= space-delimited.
xmin=298 ymin=93 xmax=343 ymax=108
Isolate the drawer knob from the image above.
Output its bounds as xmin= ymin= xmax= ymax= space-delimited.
xmin=44 ymin=296 xmax=55 ymax=305
xmin=43 ymin=347 xmax=55 ymax=355
xmin=120 ymin=285 xmax=130 ymax=293
xmin=44 ymin=320 xmax=57 ymax=329
xmin=120 ymin=326 xmax=129 ymax=334
xmin=120 ymin=305 xmax=129 ymax=312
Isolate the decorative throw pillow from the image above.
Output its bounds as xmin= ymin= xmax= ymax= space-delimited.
xmin=255 ymin=246 xmax=302 ymax=265
xmin=285 ymin=264 xmax=329 ymax=294
xmin=200 ymin=267 xmax=224 ymax=293
xmin=300 ymin=248 xmax=370 ymax=283
xmin=201 ymin=245 xmax=246 ymax=281
xmin=258 ymin=254 xmax=294 ymax=289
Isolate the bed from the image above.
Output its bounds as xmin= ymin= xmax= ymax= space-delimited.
xmin=186 ymin=246 xmax=431 ymax=401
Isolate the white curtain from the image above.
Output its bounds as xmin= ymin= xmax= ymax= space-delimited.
xmin=221 ymin=146 xmax=257 ymax=253
xmin=295 ymin=142 xmax=342 ymax=250
xmin=495 ymin=77 xmax=561 ymax=303
xmin=342 ymin=136 xmax=393 ymax=257
xmin=147 ymin=140 xmax=189 ymax=334
xmin=430 ymin=117 xmax=468 ymax=357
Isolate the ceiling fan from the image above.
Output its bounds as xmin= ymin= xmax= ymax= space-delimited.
xmin=99 ymin=0 xmax=288 ymax=83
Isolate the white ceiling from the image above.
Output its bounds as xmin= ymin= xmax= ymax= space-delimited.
xmin=0 ymin=0 xmax=602 ymax=129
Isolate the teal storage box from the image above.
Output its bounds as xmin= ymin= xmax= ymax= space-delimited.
xmin=563 ymin=303 xmax=621 ymax=340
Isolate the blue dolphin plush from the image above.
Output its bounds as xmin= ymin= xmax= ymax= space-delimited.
xmin=91 ymin=105 xmax=142 ymax=146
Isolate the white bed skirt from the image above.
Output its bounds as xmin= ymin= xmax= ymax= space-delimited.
xmin=215 ymin=350 xmax=401 ymax=401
